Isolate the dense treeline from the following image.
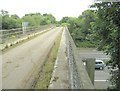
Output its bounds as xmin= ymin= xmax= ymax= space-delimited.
xmin=60 ymin=2 xmax=120 ymax=90
xmin=92 ymin=2 xmax=120 ymax=90
xmin=60 ymin=10 xmax=98 ymax=48
xmin=1 ymin=10 xmax=56 ymax=29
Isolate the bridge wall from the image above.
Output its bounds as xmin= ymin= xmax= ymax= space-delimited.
xmin=65 ymin=26 xmax=95 ymax=89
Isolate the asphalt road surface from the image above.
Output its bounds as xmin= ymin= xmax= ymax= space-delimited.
xmin=95 ymin=67 xmax=111 ymax=89
xmin=79 ymin=48 xmax=110 ymax=60
xmin=2 ymin=27 xmax=62 ymax=89
xmin=79 ymin=48 xmax=111 ymax=89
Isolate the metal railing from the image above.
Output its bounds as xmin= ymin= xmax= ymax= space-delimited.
xmin=0 ymin=25 xmax=54 ymax=44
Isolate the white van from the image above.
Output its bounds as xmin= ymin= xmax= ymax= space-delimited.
xmin=95 ymin=60 xmax=105 ymax=70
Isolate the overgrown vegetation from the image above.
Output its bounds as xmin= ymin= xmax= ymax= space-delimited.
xmin=59 ymin=10 xmax=99 ymax=48
xmin=59 ymin=2 xmax=120 ymax=90
xmin=1 ymin=10 xmax=56 ymax=29
xmin=34 ymin=30 xmax=62 ymax=89
xmin=91 ymin=2 xmax=120 ymax=90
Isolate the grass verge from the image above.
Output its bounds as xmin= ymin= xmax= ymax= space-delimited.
xmin=34 ymin=30 xmax=63 ymax=89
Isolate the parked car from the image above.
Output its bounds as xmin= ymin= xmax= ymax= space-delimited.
xmin=95 ymin=60 xmax=105 ymax=70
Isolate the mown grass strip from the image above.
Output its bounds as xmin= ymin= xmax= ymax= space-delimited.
xmin=34 ymin=30 xmax=63 ymax=89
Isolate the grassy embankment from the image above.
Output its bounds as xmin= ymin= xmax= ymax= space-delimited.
xmin=34 ymin=30 xmax=63 ymax=89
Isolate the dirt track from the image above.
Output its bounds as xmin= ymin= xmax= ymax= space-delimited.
xmin=2 ymin=27 xmax=62 ymax=89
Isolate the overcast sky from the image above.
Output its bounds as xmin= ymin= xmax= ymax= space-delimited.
xmin=0 ymin=0 xmax=95 ymax=21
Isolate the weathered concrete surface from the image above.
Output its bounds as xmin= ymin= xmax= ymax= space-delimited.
xmin=49 ymin=28 xmax=69 ymax=89
xmin=83 ymin=58 xmax=95 ymax=85
xmin=49 ymin=27 xmax=94 ymax=89
xmin=65 ymin=27 xmax=94 ymax=89
xmin=2 ymin=27 xmax=62 ymax=89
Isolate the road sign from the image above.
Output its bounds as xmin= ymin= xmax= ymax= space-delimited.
xmin=22 ymin=22 xmax=29 ymax=34
xmin=22 ymin=22 xmax=29 ymax=27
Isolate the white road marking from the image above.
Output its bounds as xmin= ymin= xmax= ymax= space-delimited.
xmin=80 ymin=53 xmax=103 ymax=54
xmin=95 ymin=80 xmax=108 ymax=82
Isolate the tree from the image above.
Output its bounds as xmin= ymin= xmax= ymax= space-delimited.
xmin=1 ymin=10 xmax=9 ymax=17
xmin=91 ymin=2 xmax=120 ymax=89
xmin=1 ymin=10 xmax=22 ymax=29
xmin=80 ymin=10 xmax=96 ymax=36
xmin=43 ymin=13 xmax=56 ymax=24
xmin=22 ymin=13 xmax=56 ymax=26
xmin=60 ymin=16 xmax=70 ymax=24
xmin=11 ymin=14 xmax=19 ymax=19
xmin=1 ymin=10 xmax=57 ymax=29
xmin=60 ymin=10 xmax=98 ymax=47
